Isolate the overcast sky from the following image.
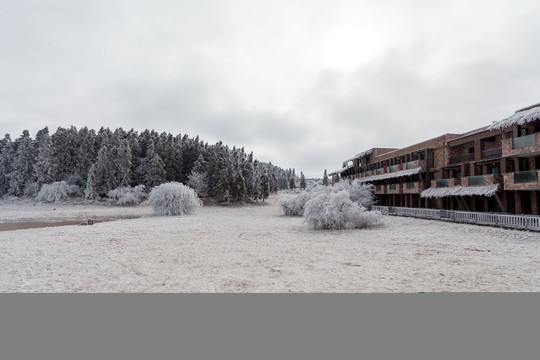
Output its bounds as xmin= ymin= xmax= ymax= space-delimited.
xmin=1 ymin=0 xmax=540 ymax=177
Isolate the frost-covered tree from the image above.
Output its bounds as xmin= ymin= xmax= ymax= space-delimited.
xmin=51 ymin=126 xmax=80 ymax=182
xmin=147 ymin=182 xmax=201 ymax=216
xmin=299 ymin=172 xmax=306 ymax=190
xmin=322 ymin=169 xmax=329 ymax=186
xmin=259 ymin=168 xmax=270 ymax=201
xmin=36 ymin=181 xmax=80 ymax=203
xmin=9 ymin=130 xmax=37 ymax=196
xmin=107 ymin=185 xmax=146 ymax=205
xmin=76 ymin=127 xmax=97 ymax=184
xmin=33 ymin=131 xmax=58 ymax=190
xmin=0 ymin=134 xmax=14 ymax=196
xmin=137 ymin=140 xmax=166 ymax=191
xmin=289 ymin=176 xmax=296 ymax=190
xmin=187 ymin=171 xmax=208 ymax=199
xmin=84 ymin=137 xmax=132 ymax=199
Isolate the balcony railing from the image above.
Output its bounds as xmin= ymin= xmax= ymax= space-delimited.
xmin=481 ymin=147 xmax=502 ymax=159
xmin=512 ymin=134 xmax=536 ymax=149
xmin=390 ymin=165 xmax=397 ymax=173
xmin=449 ymin=153 xmax=475 ymax=165
xmin=468 ymin=175 xmax=486 ymax=186
xmin=389 ymin=183 xmax=396 ymax=190
xmin=406 ymin=161 xmax=415 ymax=169
xmin=406 ymin=182 xmax=415 ymax=189
xmin=376 ymin=168 xmax=383 ymax=174
xmin=514 ymin=170 xmax=539 ymax=184
xmin=365 ymin=170 xmax=371 ymax=176
xmin=376 ymin=185 xmax=382 ymax=191
xmin=436 ymin=179 xmax=449 ymax=188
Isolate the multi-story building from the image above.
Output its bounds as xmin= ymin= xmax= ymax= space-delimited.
xmin=331 ymin=103 xmax=540 ymax=215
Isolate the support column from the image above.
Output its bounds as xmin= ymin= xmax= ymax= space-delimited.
xmin=515 ymin=191 xmax=522 ymax=214
xmin=531 ymin=192 xmax=539 ymax=215
xmin=500 ymin=158 xmax=507 ymax=174
xmin=474 ymin=138 xmax=481 ymax=161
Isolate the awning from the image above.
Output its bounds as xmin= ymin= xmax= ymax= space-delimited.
xmin=420 ymin=184 xmax=499 ymax=198
xmin=357 ymin=167 xmax=422 ymax=183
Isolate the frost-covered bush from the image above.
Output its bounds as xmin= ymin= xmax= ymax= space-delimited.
xmin=338 ymin=180 xmax=375 ymax=209
xmin=280 ymin=180 xmax=376 ymax=218
xmin=107 ymin=185 xmax=146 ymax=205
xmin=280 ymin=187 xmax=324 ymax=216
xmin=36 ymin=181 xmax=81 ymax=203
xmin=303 ymin=190 xmax=381 ymax=230
xmin=147 ymin=182 xmax=201 ymax=216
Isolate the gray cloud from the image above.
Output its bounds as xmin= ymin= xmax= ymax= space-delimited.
xmin=2 ymin=0 xmax=540 ymax=178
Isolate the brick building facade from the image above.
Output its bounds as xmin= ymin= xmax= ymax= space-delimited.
xmin=330 ymin=103 xmax=540 ymax=215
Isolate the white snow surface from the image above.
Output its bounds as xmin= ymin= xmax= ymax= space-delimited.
xmin=1 ymin=193 xmax=539 ymax=292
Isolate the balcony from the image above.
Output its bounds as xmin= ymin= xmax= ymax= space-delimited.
xmin=402 ymin=181 xmax=425 ymax=194
xmin=374 ymin=184 xmax=386 ymax=195
xmin=431 ymin=178 xmax=461 ymax=188
xmin=481 ymin=147 xmax=502 ymax=160
xmin=503 ymin=170 xmax=540 ymax=190
xmin=389 ymin=165 xmax=398 ymax=173
xmin=404 ymin=160 xmax=427 ymax=171
xmin=376 ymin=168 xmax=383 ymax=175
xmin=449 ymin=153 xmax=475 ymax=165
xmin=461 ymin=174 xmax=503 ymax=187
xmin=502 ymin=132 xmax=540 ymax=157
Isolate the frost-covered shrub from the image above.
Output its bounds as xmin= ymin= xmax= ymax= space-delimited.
xmin=147 ymin=182 xmax=202 ymax=216
xmin=107 ymin=185 xmax=146 ymax=205
xmin=344 ymin=180 xmax=375 ymax=209
xmin=280 ymin=190 xmax=318 ymax=216
xmin=36 ymin=181 xmax=81 ymax=203
xmin=280 ymin=184 xmax=330 ymax=216
xmin=303 ymin=190 xmax=381 ymax=230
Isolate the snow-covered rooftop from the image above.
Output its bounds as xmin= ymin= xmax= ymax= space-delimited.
xmin=488 ymin=105 xmax=540 ymax=131
xmin=357 ymin=167 xmax=422 ymax=183
xmin=420 ymin=184 xmax=499 ymax=198
xmin=344 ymin=149 xmax=373 ymax=163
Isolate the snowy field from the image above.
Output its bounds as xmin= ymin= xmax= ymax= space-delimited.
xmin=1 ymin=193 xmax=539 ymax=292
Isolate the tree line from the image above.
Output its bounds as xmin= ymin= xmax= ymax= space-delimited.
xmin=0 ymin=126 xmax=298 ymax=202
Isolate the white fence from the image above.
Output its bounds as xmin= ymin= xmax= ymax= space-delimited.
xmin=372 ymin=206 xmax=540 ymax=232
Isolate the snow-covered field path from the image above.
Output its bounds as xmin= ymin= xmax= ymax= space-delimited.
xmin=1 ymin=194 xmax=539 ymax=292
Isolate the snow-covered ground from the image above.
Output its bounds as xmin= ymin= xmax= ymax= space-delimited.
xmin=1 ymin=193 xmax=539 ymax=292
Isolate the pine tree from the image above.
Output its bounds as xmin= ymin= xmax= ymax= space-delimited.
xmin=33 ymin=131 xmax=58 ymax=190
xmin=259 ymin=168 xmax=270 ymax=202
xmin=289 ymin=176 xmax=296 ymax=190
xmin=9 ymin=130 xmax=36 ymax=196
xmin=137 ymin=140 xmax=166 ymax=191
xmin=300 ymin=172 xmax=306 ymax=190
xmin=0 ymin=134 xmax=14 ymax=196
xmin=323 ymin=169 xmax=329 ymax=186
xmin=84 ymin=136 xmax=132 ymax=199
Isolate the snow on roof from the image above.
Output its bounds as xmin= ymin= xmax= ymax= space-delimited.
xmin=448 ymin=126 xmax=491 ymax=143
xmin=488 ymin=105 xmax=540 ymax=131
xmin=331 ymin=165 xmax=354 ymax=175
xmin=357 ymin=167 xmax=422 ymax=183
xmin=420 ymin=184 xmax=499 ymax=198
xmin=344 ymin=149 xmax=373 ymax=163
